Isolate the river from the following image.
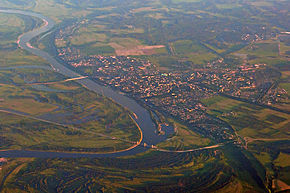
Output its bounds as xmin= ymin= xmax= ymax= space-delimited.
xmin=0 ymin=9 xmax=172 ymax=158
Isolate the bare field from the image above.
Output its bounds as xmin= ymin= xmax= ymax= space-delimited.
xmin=110 ymin=43 xmax=165 ymax=56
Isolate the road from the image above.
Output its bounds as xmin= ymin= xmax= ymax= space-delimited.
xmin=156 ymin=144 xmax=224 ymax=153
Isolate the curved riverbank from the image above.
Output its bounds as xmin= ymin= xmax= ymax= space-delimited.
xmin=0 ymin=9 xmax=171 ymax=158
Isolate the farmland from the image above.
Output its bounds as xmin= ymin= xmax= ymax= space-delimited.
xmin=202 ymin=95 xmax=289 ymax=139
xmin=0 ymin=0 xmax=289 ymax=192
xmin=0 ymin=11 xmax=140 ymax=154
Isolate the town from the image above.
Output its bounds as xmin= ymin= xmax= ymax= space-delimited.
xmin=56 ymin=45 xmax=288 ymax=144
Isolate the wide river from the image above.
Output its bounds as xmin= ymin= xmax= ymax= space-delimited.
xmin=0 ymin=9 xmax=172 ymax=158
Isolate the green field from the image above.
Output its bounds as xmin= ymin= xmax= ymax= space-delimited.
xmin=0 ymin=112 xmax=135 ymax=152
xmin=202 ymin=95 xmax=289 ymax=139
xmin=0 ymin=74 xmax=141 ymax=152
xmin=157 ymin=119 xmax=211 ymax=150
xmin=0 ymin=13 xmax=24 ymax=45
xmin=237 ymin=42 xmax=279 ymax=61
xmin=275 ymin=152 xmax=290 ymax=168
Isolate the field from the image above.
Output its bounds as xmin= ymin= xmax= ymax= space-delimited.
xmin=0 ymin=112 xmax=135 ymax=152
xmin=275 ymin=152 xmax=290 ymax=168
xmin=233 ymin=40 xmax=283 ymax=66
xmin=0 ymin=11 xmax=141 ymax=153
xmin=157 ymin=119 xmax=211 ymax=151
xmin=238 ymin=42 xmax=279 ymax=58
xmin=248 ymin=140 xmax=290 ymax=191
xmin=0 ymin=74 xmax=141 ymax=152
xmin=110 ymin=38 xmax=166 ymax=56
xmin=202 ymin=95 xmax=289 ymax=140
xmin=0 ymin=69 xmax=141 ymax=152
xmin=0 ymin=13 xmax=48 ymax=68
xmin=0 ymin=0 xmax=92 ymax=22
xmin=0 ymin=0 xmax=289 ymax=192
xmin=203 ymin=95 xmax=290 ymax=191
xmin=0 ymin=148 xmax=264 ymax=193
xmin=0 ymin=13 xmax=24 ymax=45
xmin=19 ymin=0 xmax=288 ymax=72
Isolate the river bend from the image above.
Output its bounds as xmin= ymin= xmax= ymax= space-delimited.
xmin=0 ymin=9 xmax=170 ymax=158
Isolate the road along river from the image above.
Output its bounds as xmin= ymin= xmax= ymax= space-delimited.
xmin=0 ymin=9 xmax=173 ymax=158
